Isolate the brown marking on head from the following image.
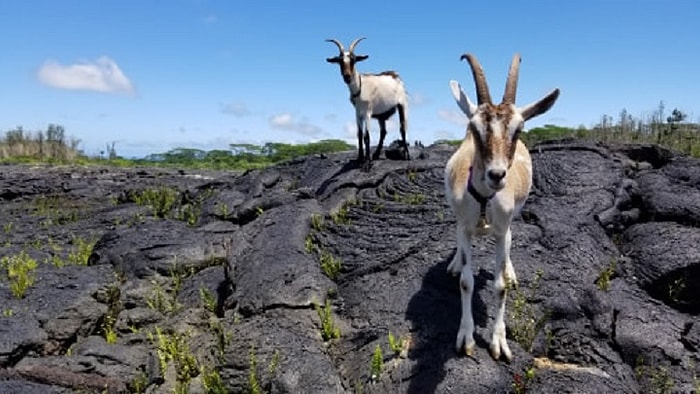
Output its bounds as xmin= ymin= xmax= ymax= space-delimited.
xmin=459 ymin=54 xmax=527 ymax=190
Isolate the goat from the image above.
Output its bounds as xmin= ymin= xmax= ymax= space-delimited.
xmin=325 ymin=37 xmax=409 ymax=167
xmin=444 ymin=53 xmax=559 ymax=361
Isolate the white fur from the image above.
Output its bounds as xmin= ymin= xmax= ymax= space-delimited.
xmin=327 ymin=38 xmax=409 ymax=163
xmin=444 ymin=60 xmax=559 ymax=361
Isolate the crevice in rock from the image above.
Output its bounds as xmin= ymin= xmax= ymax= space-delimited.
xmin=642 ymin=265 xmax=700 ymax=315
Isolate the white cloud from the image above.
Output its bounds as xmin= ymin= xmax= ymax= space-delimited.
xmin=409 ymin=92 xmax=430 ymax=106
xmin=221 ymin=102 xmax=250 ymax=117
xmin=37 ymin=56 xmax=135 ymax=95
xmin=269 ymin=113 xmax=322 ymax=136
xmin=438 ymin=109 xmax=468 ymax=126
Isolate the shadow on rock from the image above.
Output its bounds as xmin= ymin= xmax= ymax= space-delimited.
xmin=405 ymin=251 xmax=491 ymax=394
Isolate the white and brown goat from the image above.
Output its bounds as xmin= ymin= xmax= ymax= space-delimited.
xmin=444 ymin=53 xmax=559 ymax=361
xmin=326 ymin=37 xmax=409 ymax=166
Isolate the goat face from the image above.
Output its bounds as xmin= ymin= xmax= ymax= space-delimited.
xmin=450 ymin=54 xmax=559 ymax=192
xmin=469 ymin=104 xmax=524 ymax=191
xmin=325 ymin=38 xmax=369 ymax=84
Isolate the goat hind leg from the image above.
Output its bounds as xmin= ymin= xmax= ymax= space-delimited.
xmin=398 ymin=103 xmax=409 ymax=160
xmin=372 ymin=119 xmax=387 ymax=160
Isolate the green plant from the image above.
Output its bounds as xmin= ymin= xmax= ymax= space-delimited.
xmin=149 ymin=327 xmax=198 ymax=388
xmin=319 ymin=249 xmax=342 ymax=281
xmin=595 ymin=259 xmax=617 ymax=291
xmin=133 ymin=187 xmax=179 ymax=218
xmin=146 ymin=280 xmax=181 ymax=315
xmin=249 ymin=345 xmax=261 ymax=394
xmin=512 ymin=365 xmax=536 ymax=394
xmin=68 ymin=235 xmax=97 ymax=265
xmin=256 ymin=206 xmax=264 ymax=216
xmin=330 ymin=204 xmax=350 ymax=225
xmin=215 ymin=202 xmax=230 ymax=218
xmin=177 ymin=203 xmax=201 ymax=226
xmin=304 ymin=235 xmax=316 ymax=254
xmin=509 ymin=269 xmax=548 ymax=352
xmin=407 ymin=169 xmax=418 ymax=183
xmin=394 ymin=192 xmax=426 ymax=205
xmin=200 ymin=287 xmax=217 ymax=313
xmin=634 ymin=360 xmax=674 ymax=394
xmin=201 ymin=366 xmax=227 ymax=394
xmin=3 ymin=222 xmax=12 ymax=234
xmin=102 ymin=315 xmax=118 ymax=344
xmin=209 ymin=318 xmax=232 ymax=359
xmin=1 ymin=250 xmax=38 ymax=298
xmin=315 ymin=299 xmax=340 ymax=341
xmin=310 ymin=213 xmax=324 ymax=231
xmin=370 ymin=344 xmax=383 ymax=380
xmin=129 ymin=371 xmax=148 ymax=393
xmin=2 ymin=308 xmax=13 ymax=317
xmin=668 ymin=277 xmax=686 ymax=304
xmin=387 ymin=332 xmax=407 ymax=357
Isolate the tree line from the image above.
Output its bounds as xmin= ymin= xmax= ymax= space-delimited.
xmin=1 ymin=102 xmax=697 ymax=167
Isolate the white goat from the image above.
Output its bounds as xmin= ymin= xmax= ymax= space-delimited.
xmin=325 ymin=37 xmax=409 ymax=167
xmin=444 ymin=53 xmax=559 ymax=361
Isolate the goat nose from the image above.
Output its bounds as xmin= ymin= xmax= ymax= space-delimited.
xmin=488 ymin=169 xmax=506 ymax=182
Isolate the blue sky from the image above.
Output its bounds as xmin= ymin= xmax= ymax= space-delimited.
xmin=1 ymin=1 xmax=698 ymax=158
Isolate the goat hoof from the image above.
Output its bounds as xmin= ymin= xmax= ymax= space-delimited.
xmin=490 ymin=340 xmax=512 ymax=362
xmin=464 ymin=343 xmax=475 ymax=357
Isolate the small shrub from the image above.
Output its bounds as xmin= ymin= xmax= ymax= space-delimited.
xmin=148 ymin=327 xmax=198 ymax=386
xmin=512 ymin=365 xmax=536 ymax=394
xmin=331 ymin=204 xmax=350 ymax=225
xmin=635 ymin=358 xmax=674 ymax=394
xmin=319 ymin=249 xmax=342 ymax=281
xmin=201 ymin=366 xmax=227 ymax=394
xmin=1 ymin=250 xmax=38 ymax=298
xmin=68 ymin=235 xmax=97 ymax=265
xmin=509 ymin=270 xmax=548 ymax=352
xmin=199 ymin=287 xmax=217 ymax=313
xmin=387 ymin=332 xmax=407 ymax=357
xmin=102 ymin=315 xmax=118 ymax=344
xmin=310 ymin=213 xmax=324 ymax=231
xmin=595 ymin=259 xmax=617 ymax=291
xmin=134 ymin=187 xmax=179 ymax=218
xmin=370 ymin=344 xmax=383 ymax=380
xmin=315 ymin=299 xmax=340 ymax=341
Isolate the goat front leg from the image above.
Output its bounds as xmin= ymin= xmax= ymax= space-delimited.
xmin=362 ymin=115 xmax=371 ymax=170
xmin=457 ymin=241 xmax=476 ymax=356
xmin=355 ymin=118 xmax=365 ymax=165
xmin=490 ymin=227 xmax=514 ymax=362
xmin=372 ymin=118 xmax=387 ymax=160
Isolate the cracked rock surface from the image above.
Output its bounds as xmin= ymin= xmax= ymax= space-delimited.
xmin=0 ymin=140 xmax=698 ymax=393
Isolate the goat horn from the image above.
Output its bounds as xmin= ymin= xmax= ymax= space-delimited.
xmin=460 ymin=53 xmax=492 ymax=105
xmin=349 ymin=37 xmax=366 ymax=53
xmin=502 ymin=53 xmax=521 ymax=105
xmin=325 ymin=39 xmax=345 ymax=53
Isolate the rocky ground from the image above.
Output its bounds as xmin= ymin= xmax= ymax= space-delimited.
xmin=0 ymin=140 xmax=698 ymax=393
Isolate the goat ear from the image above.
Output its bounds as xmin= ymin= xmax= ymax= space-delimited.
xmin=326 ymin=57 xmax=340 ymax=64
xmin=449 ymin=80 xmax=477 ymax=118
xmin=521 ymin=88 xmax=560 ymax=121
xmin=355 ymin=55 xmax=369 ymax=62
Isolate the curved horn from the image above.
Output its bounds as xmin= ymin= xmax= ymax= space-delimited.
xmin=460 ymin=53 xmax=492 ymax=105
xmin=502 ymin=53 xmax=521 ymax=105
xmin=325 ymin=38 xmax=345 ymax=53
xmin=348 ymin=37 xmax=366 ymax=53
